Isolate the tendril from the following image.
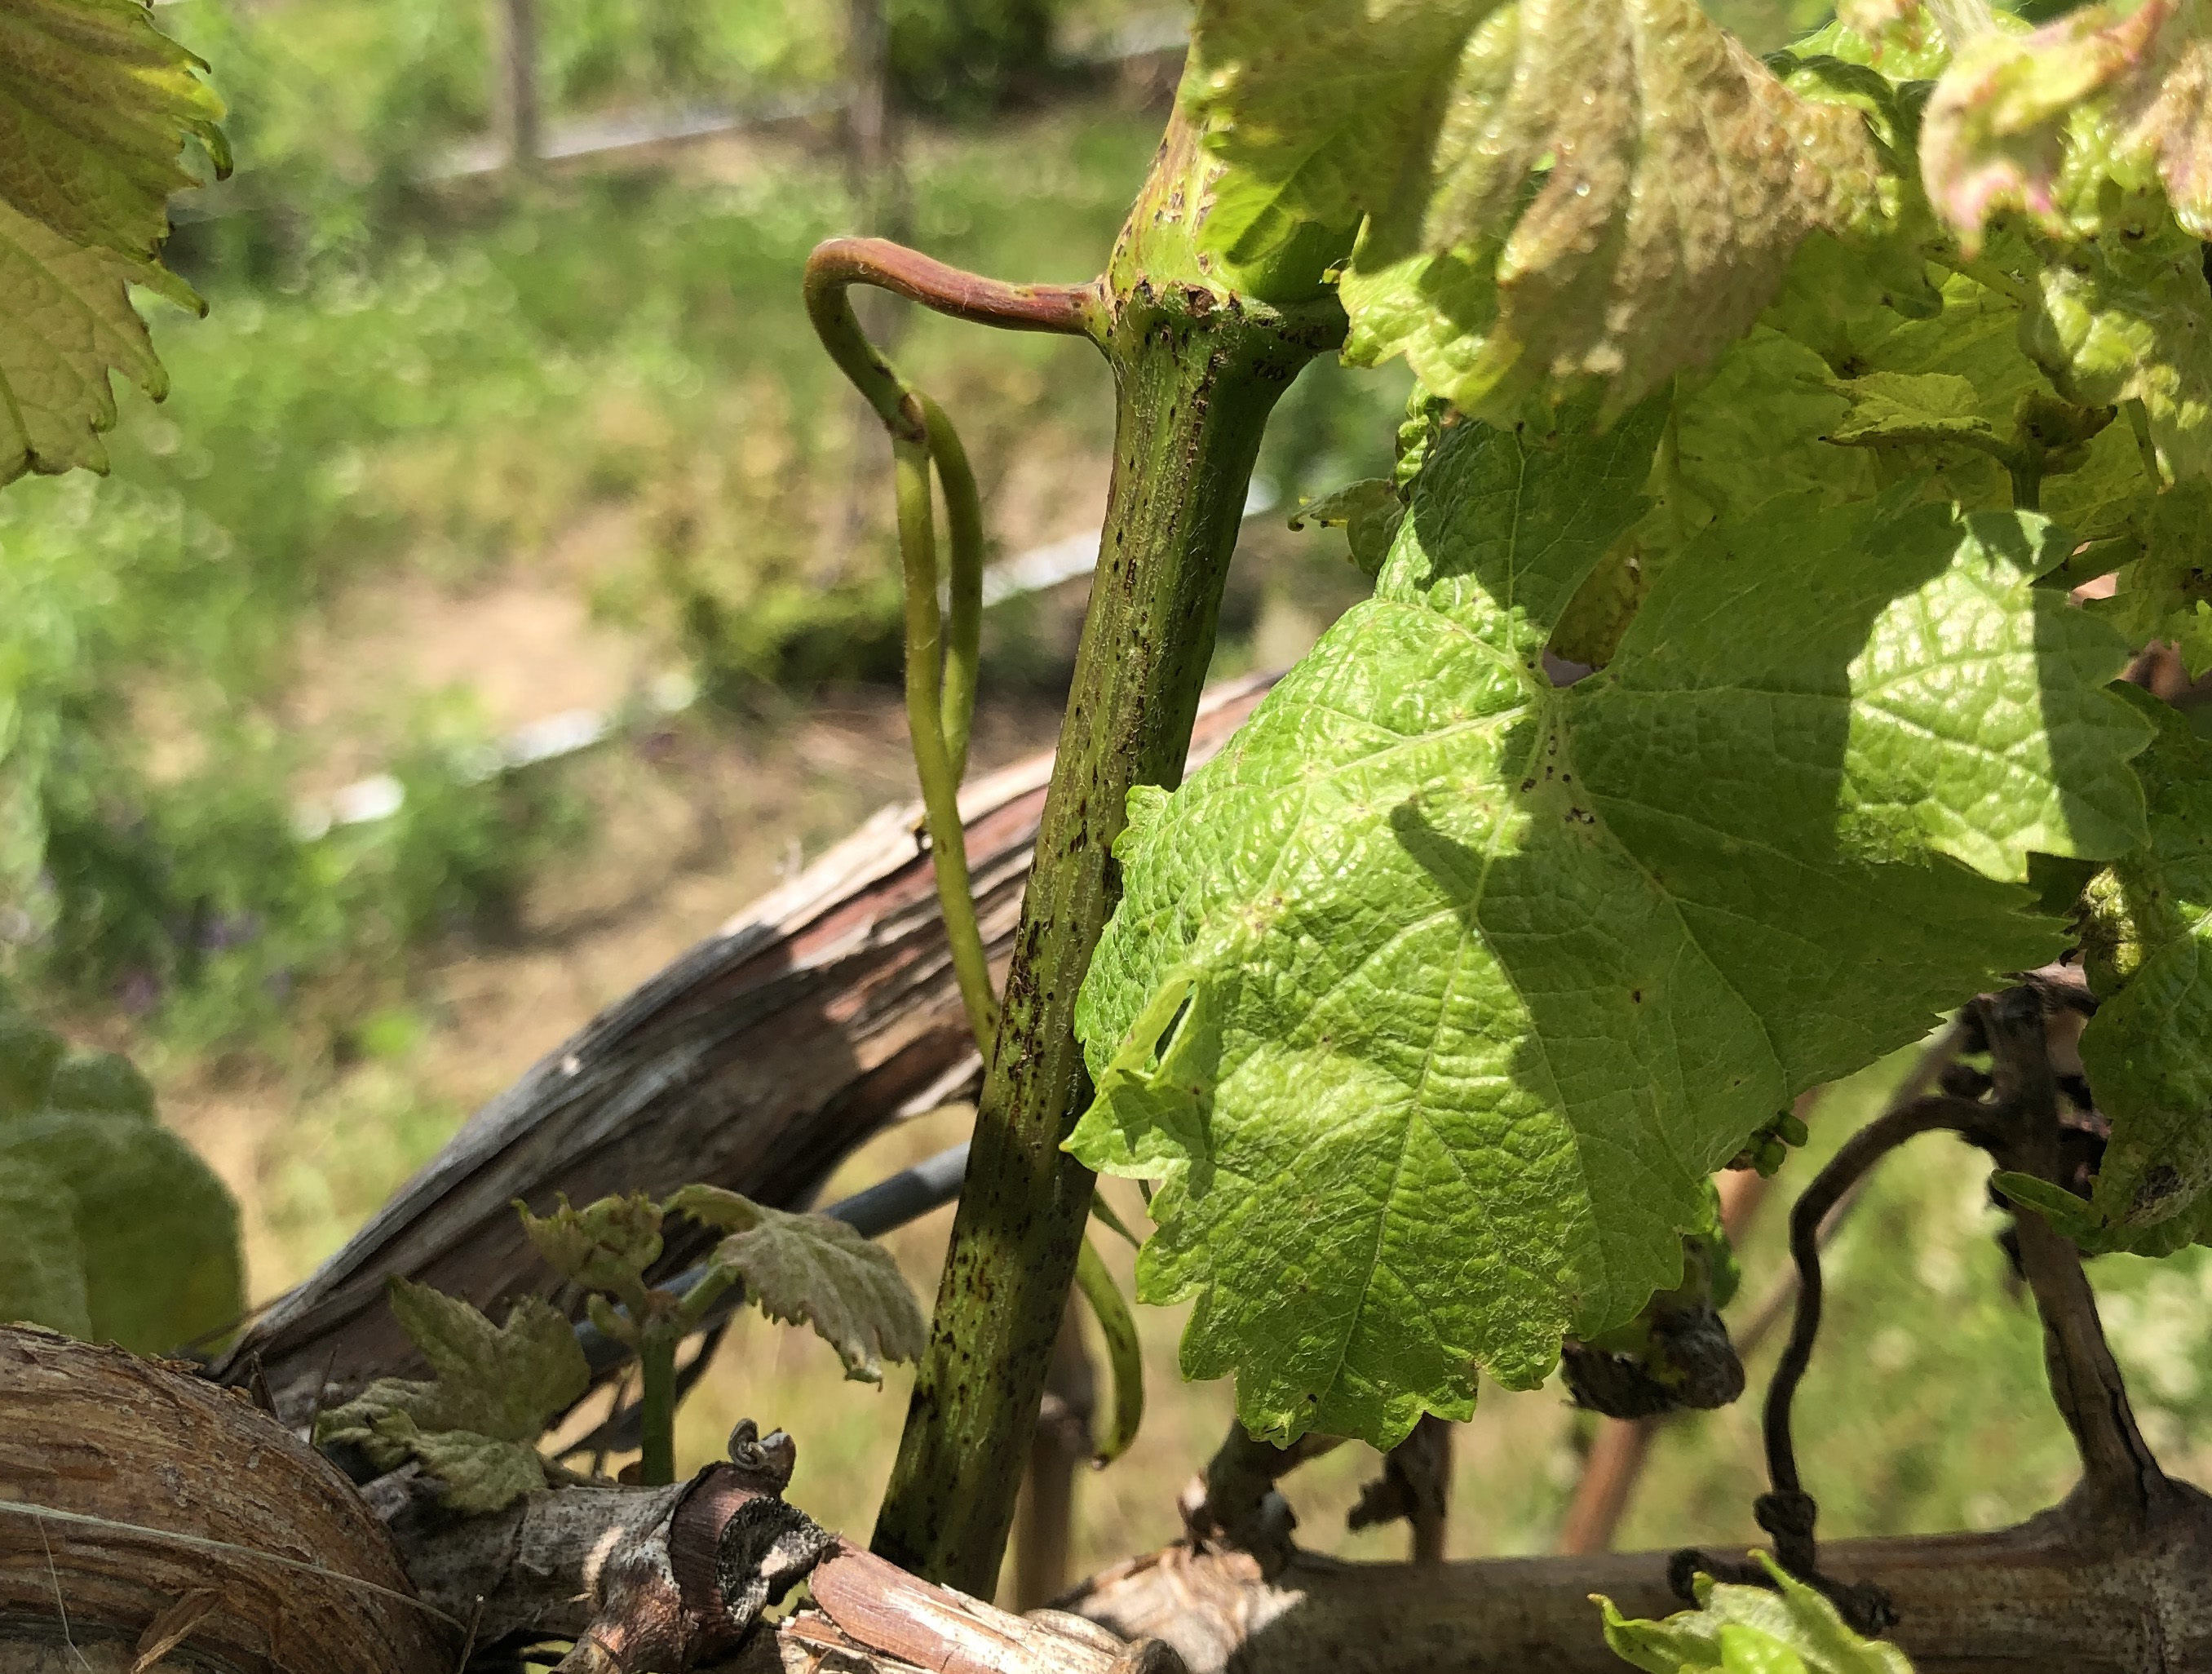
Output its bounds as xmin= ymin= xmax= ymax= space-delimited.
xmin=803 ymin=239 xmax=1104 ymax=1061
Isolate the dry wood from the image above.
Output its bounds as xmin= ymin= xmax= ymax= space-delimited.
xmin=0 ymin=1326 xmax=449 ymax=1674
xmin=1064 ymin=1501 xmax=2212 ymax=1674
xmin=218 ymin=675 xmax=1276 ymax=1427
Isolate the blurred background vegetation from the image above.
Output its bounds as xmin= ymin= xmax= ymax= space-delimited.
xmin=4 ymin=0 xmax=2204 ymax=1609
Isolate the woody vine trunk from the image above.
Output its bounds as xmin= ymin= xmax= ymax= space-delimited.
xmin=868 ymin=128 xmax=1345 ymax=1591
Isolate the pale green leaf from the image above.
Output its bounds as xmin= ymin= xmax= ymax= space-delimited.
xmin=315 ymin=1278 xmax=590 ymax=1497
xmin=0 ymin=0 xmax=225 ymax=482
xmin=517 ymin=1190 xmax=663 ymax=1299
xmin=2017 ymin=195 xmax=2212 ymax=484
xmin=1825 ymin=370 xmax=2007 ymax=451
xmin=1069 ymin=410 xmax=2143 ymax=1446
xmin=1197 ymin=0 xmax=1886 ymax=418
xmin=1599 ymin=1554 xmax=1916 ymax=1672
xmin=1921 ymin=0 xmax=2212 ymax=242
xmin=669 ymin=1185 xmax=926 ymax=1383
xmin=2079 ymin=687 xmax=2212 ymax=1234
xmin=366 ymin=1411 xmax=554 ymax=1516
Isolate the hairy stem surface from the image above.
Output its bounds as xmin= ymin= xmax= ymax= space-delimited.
xmin=869 ymin=272 xmax=1340 ymax=1591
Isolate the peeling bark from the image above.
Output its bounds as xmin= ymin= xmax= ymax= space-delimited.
xmin=219 ymin=675 xmax=1276 ymax=1426
xmin=1065 ymin=1501 xmax=2212 ymax=1674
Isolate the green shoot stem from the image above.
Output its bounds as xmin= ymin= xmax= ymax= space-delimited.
xmin=869 ymin=269 xmax=1343 ymax=1592
xmin=638 ymin=1327 xmax=676 ymax=1486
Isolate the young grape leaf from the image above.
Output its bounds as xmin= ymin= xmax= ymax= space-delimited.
xmin=2099 ymin=481 xmax=2212 ymax=676
xmin=2077 ymin=688 xmax=2212 ymax=1237
xmin=360 ymin=1412 xmax=557 ymax=1517
xmin=667 ymin=1185 xmax=926 ymax=1384
xmin=0 ymin=0 xmax=227 ymax=481
xmin=2017 ymin=194 xmax=2212 ymax=483
xmin=1069 ymin=408 xmax=2146 ymax=1446
xmin=1599 ymin=1552 xmax=1915 ymax=1672
xmin=0 ymin=1021 xmax=242 ymax=1353
xmin=1921 ymin=1 xmax=2212 ymax=243
xmin=1293 ymin=480 xmax=1405 ymax=580
xmin=517 ymin=1191 xmax=663 ymax=1300
xmin=1194 ymin=0 xmax=1886 ymax=420
xmin=315 ymin=1278 xmax=589 ymax=1507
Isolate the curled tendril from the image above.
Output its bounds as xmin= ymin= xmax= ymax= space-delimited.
xmin=802 ymin=238 xmax=1104 ymax=1061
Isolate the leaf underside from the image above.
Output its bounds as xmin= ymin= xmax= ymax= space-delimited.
xmin=668 ymin=1185 xmax=927 ymax=1384
xmin=1070 ymin=407 xmax=2146 ymax=1447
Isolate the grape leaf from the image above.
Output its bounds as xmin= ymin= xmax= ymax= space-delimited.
xmin=315 ymin=1278 xmax=589 ymax=1506
xmin=2078 ymin=687 xmax=2212 ymax=1236
xmin=2017 ymin=193 xmax=2212 ymax=484
xmin=2099 ymin=481 xmax=2212 ymax=676
xmin=1599 ymin=1552 xmax=1915 ymax=1672
xmin=0 ymin=0 xmax=227 ymax=481
xmin=1921 ymin=0 xmax=2212 ymax=241
xmin=1193 ymin=0 xmax=1886 ymax=419
xmin=518 ymin=1190 xmax=663 ymax=1300
xmin=1292 ymin=480 xmax=1405 ymax=580
xmin=361 ymin=1412 xmax=556 ymax=1517
xmin=667 ymin=1185 xmax=926 ymax=1384
xmin=1068 ymin=408 xmax=2146 ymax=1446
xmin=0 ymin=1014 xmax=242 ymax=1353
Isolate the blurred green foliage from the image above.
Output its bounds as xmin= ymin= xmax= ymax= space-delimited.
xmin=0 ymin=994 xmax=244 ymax=1351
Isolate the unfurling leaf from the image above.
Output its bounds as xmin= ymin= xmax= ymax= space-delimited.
xmin=668 ymin=1185 xmax=925 ymax=1383
xmin=1922 ymin=0 xmax=2212 ymax=244
xmin=0 ymin=0 xmax=228 ymax=481
xmin=1069 ymin=410 xmax=2147 ymax=1446
xmin=517 ymin=1190 xmax=662 ymax=1300
xmin=2076 ymin=689 xmax=2212 ymax=1242
xmin=1599 ymin=1552 xmax=1916 ymax=1672
xmin=314 ymin=1278 xmax=589 ymax=1508
xmin=1194 ymin=0 xmax=1886 ymax=419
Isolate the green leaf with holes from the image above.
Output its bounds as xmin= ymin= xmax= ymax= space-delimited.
xmin=1068 ymin=406 xmax=2148 ymax=1446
